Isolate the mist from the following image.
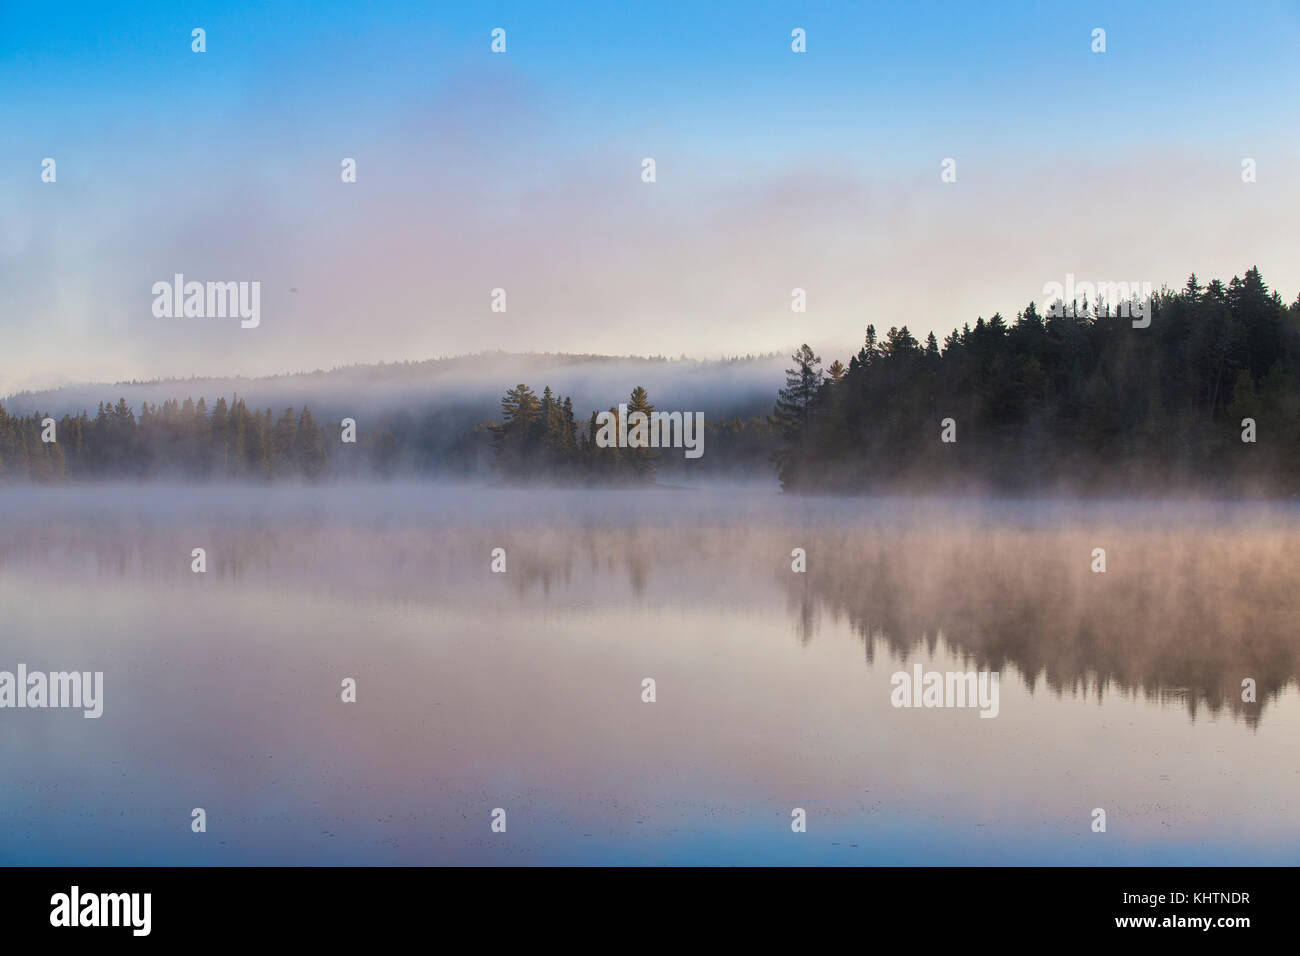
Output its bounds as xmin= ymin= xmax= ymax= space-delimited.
xmin=4 ymin=481 xmax=1298 ymax=864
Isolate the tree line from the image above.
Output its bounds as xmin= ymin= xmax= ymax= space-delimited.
xmin=17 ymin=266 xmax=1289 ymax=492
xmin=771 ymin=267 xmax=1300 ymax=493
xmin=0 ymin=385 xmax=771 ymax=483
xmin=0 ymin=396 xmax=397 ymax=481
xmin=482 ymin=383 xmax=774 ymax=482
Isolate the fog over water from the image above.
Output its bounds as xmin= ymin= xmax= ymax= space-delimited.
xmin=1 ymin=353 xmax=785 ymax=422
xmin=1 ymin=483 xmax=1297 ymax=864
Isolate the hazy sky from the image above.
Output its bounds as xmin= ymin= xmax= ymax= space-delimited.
xmin=3 ymin=0 xmax=1299 ymax=395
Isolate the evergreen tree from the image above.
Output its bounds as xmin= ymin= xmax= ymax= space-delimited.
xmin=770 ymin=344 xmax=823 ymax=476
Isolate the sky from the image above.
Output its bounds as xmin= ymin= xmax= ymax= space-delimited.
xmin=2 ymin=0 xmax=1299 ymax=395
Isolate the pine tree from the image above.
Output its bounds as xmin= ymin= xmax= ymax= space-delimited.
xmin=625 ymin=385 xmax=656 ymax=481
xmin=489 ymin=384 xmax=541 ymax=477
xmin=770 ymin=344 xmax=823 ymax=477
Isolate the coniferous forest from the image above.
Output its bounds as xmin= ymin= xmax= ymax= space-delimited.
xmin=0 ymin=386 xmax=770 ymax=483
xmin=482 ymin=384 xmax=773 ymax=482
xmin=2 ymin=268 xmax=1297 ymax=493
xmin=0 ymin=397 xmax=397 ymax=480
xmin=771 ymin=268 xmax=1300 ymax=495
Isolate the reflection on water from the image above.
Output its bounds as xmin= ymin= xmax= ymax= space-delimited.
xmin=1 ymin=484 xmax=1297 ymax=864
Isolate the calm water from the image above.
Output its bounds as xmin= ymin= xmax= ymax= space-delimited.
xmin=1 ymin=484 xmax=1298 ymax=865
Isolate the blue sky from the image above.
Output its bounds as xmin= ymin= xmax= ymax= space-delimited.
xmin=2 ymin=0 xmax=1299 ymax=392
xmin=6 ymin=1 xmax=1298 ymax=160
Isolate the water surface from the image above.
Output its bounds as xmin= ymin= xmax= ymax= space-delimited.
xmin=1 ymin=484 xmax=1297 ymax=864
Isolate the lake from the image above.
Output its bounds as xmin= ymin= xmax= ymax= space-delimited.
xmin=1 ymin=484 xmax=1297 ymax=864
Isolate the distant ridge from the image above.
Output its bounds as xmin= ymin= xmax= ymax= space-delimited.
xmin=2 ymin=351 xmax=788 ymax=424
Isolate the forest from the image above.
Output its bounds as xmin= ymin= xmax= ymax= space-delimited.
xmin=3 ymin=267 xmax=1296 ymax=492
xmin=0 ymin=387 xmax=770 ymax=483
xmin=771 ymin=268 xmax=1300 ymax=494
xmin=0 ymin=396 xmax=397 ymax=480
xmin=477 ymin=384 xmax=770 ymax=482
